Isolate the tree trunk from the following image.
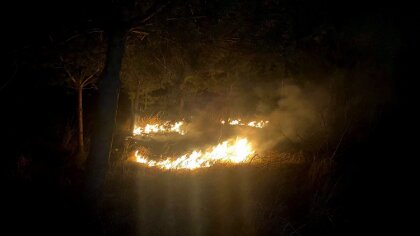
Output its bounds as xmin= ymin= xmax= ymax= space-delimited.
xmin=130 ymin=77 xmax=141 ymax=132
xmin=86 ymin=28 xmax=126 ymax=200
xmin=77 ymin=85 xmax=84 ymax=154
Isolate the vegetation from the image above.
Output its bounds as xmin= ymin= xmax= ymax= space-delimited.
xmin=2 ymin=0 xmax=412 ymax=235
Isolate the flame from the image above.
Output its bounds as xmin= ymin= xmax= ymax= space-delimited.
xmin=133 ymin=121 xmax=185 ymax=136
xmin=134 ymin=137 xmax=254 ymax=170
xmin=221 ymin=119 xmax=269 ymax=128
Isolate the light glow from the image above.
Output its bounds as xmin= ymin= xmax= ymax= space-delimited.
xmin=134 ymin=137 xmax=254 ymax=170
xmin=221 ymin=119 xmax=269 ymax=128
xmin=133 ymin=121 xmax=185 ymax=136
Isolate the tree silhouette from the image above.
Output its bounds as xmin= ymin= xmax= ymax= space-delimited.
xmin=58 ymin=37 xmax=105 ymax=156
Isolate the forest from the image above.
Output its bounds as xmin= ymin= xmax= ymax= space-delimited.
xmin=1 ymin=0 xmax=415 ymax=235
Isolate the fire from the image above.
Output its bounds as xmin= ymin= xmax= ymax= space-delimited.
xmin=221 ymin=119 xmax=269 ymax=128
xmin=134 ymin=137 xmax=255 ymax=170
xmin=133 ymin=121 xmax=185 ymax=136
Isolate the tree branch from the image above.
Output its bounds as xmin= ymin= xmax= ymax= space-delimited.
xmin=63 ymin=65 xmax=77 ymax=85
xmin=59 ymin=29 xmax=104 ymax=45
xmin=129 ymin=0 xmax=174 ymax=28
xmin=81 ymin=69 xmax=100 ymax=87
xmin=129 ymin=29 xmax=150 ymax=41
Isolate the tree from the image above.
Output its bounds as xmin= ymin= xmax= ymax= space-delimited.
xmin=85 ymin=0 xmax=175 ymax=200
xmin=87 ymin=0 xmax=289 ymax=198
xmin=122 ymin=38 xmax=170 ymax=129
xmin=59 ymin=37 xmax=105 ymax=156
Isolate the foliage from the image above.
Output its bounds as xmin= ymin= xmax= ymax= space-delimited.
xmin=57 ymin=35 xmax=107 ymax=90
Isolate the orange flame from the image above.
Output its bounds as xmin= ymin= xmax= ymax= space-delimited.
xmin=133 ymin=121 xmax=185 ymax=136
xmin=135 ymin=137 xmax=254 ymax=170
xmin=221 ymin=119 xmax=269 ymax=128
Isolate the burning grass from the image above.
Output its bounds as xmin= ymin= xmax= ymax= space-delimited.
xmin=130 ymin=117 xmax=272 ymax=170
xmin=132 ymin=117 xmax=269 ymax=137
xmin=134 ymin=137 xmax=255 ymax=170
xmin=133 ymin=121 xmax=185 ymax=136
xmin=220 ymin=119 xmax=269 ymax=128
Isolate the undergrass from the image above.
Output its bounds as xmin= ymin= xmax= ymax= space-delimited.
xmin=100 ymin=153 xmax=338 ymax=235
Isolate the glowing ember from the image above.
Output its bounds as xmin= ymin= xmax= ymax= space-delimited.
xmin=134 ymin=137 xmax=254 ymax=170
xmin=221 ymin=119 xmax=269 ymax=128
xmin=133 ymin=121 xmax=185 ymax=136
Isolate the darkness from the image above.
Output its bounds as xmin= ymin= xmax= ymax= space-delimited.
xmin=1 ymin=0 xmax=416 ymax=235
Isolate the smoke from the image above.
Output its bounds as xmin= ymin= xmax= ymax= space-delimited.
xmin=173 ymin=79 xmax=340 ymax=154
xmin=134 ymin=65 xmax=392 ymax=157
xmin=249 ymin=81 xmax=331 ymax=152
xmin=164 ymin=80 xmax=332 ymax=155
xmin=245 ymin=68 xmax=392 ymax=154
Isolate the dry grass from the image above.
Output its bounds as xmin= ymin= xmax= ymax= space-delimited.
xmin=101 ymin=148 xmax=339 ymax=235
xmin=135 ymin=114 xmax=168 ymax=127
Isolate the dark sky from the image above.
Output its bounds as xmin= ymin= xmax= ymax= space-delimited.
xmin=2 ymin=0 xmax=413 ymax=47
